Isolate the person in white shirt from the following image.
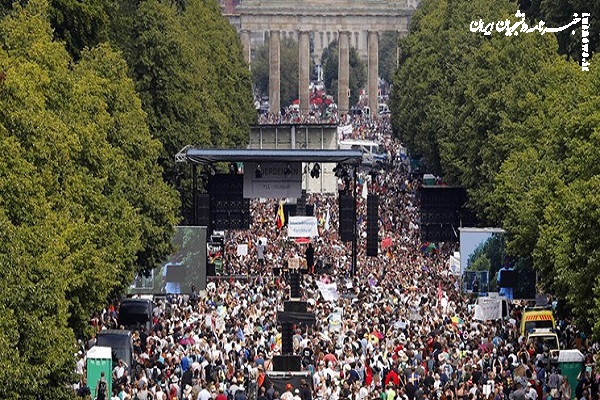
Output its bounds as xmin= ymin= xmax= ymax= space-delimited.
xmin=281 ymin=384 xmax=294 ymax=400
xmin=198 ymin=384 xmax=212 ymax=400
xmin=526 ymin=383 xmax=538 ymax=400
xmin=75 ymin=352 xmax=85 ymax=376
xmin=113 ymin=359 xmax=127 ymax=382
xmin=357 ymin=384 xmax=369 ymax=400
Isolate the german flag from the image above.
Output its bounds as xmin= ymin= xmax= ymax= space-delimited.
xmin=276 ymin=201 xmax=285 ymax=229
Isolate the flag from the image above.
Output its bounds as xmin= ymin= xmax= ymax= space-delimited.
xmin=324 ymin=208 xmax=331 ymax=231
xmin=437 ymin=282 xmax=443 ymax=301
xmin=276 ymin=201 xmax=285 ymax=229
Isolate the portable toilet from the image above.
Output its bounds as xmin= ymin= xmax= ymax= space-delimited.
xmin=558 ymin=349 xmax=585 ymax=399
xmin=86 ymin=346 xmax=113 ymax=398
xmin=423 ymin=174 xmax=436 ymax=186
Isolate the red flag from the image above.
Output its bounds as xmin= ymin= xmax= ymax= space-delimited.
xmin=437 ymin=282 xmax=443 ymax=300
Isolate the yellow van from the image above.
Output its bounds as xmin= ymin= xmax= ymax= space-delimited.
xmin=520 ymin=308 xmax=556 ymax=336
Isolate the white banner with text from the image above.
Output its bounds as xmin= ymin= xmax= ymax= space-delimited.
xmin=287 ymin=216 xmax=319 ymax=238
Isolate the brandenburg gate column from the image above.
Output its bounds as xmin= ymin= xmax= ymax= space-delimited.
xmin=240 ymin=30 xmax=251 ymax=65
xmin=338 ymin=31 xmax=350 ymax=115
xmin=269 ymin=30 xmax=281 ymax=114
xmin=298 ymin=30 xmax=311 ymax=113
xmin=368 ymin=31 xmax=379 ymax=118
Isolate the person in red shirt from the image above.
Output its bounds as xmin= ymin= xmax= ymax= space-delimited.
xmin=215 ymin=387 xmax=228 ymax=400
xmin=385 ymin=366 xmax=401 ymax=387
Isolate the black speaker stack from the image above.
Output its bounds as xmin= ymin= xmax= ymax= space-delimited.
xmin=367 ymin=194 xmax=379 ymax=257
xmin=419 ymin=186 xmax=477 ymax=242
xmin=273 ymin=273 xmax=316 ymax=372
xmin=196 ymin=193 xmax=210 ymax=226
xmin=207 ymin=174 xmax=250 ymax=230
xmin=338 ymin=194 xmax=354 ymax=242
xmin=296 ymin=190 xmax=306 ymax=216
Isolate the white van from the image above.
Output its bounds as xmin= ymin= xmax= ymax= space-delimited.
xmin=339 ymin=139 xmax=387 ymax=165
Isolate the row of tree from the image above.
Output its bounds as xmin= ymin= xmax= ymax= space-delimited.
xmin=390 ymin=0 xmax=600 ymax=336
xmin=0 ymin=0 xmax=255 ymax=397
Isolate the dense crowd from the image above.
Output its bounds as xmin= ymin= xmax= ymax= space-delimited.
xmin=74 ymin=118 xmax=599 ymax=400
xmin=257 ymin=109 xmax=340 ymax=125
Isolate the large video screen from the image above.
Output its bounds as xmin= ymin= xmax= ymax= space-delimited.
xmin=459 ymin=228 xmax=536 ymax=300
xmin=128 ymin=226 xmax=207 ymax=295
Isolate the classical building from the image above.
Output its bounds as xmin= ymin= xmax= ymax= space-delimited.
xmin=223 ymin=0 xmax=418 ymax=115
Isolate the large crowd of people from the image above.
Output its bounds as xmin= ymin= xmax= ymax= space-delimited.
xmin=74 ymin=115 xmax=599 ymax=400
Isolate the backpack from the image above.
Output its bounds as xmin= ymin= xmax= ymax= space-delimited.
xmin=97 ymin=380 xmax=107 ymax=400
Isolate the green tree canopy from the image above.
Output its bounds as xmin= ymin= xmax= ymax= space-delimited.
xmin=392 ymin=0 xmax=600 ymax=336
xmin=107 ymin=0 xmax=255 ymax=215
xmin=515 ymin=0 xmax=599 ymax=63
xmin=0 ymin=1 xmax=178 ymax=396
xmin=378 ymin=31 xmax=398 ymax=90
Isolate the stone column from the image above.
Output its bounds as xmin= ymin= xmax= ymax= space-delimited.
xmin=269 ymin=30 xmax=281 ymax=114
xmin=298 ymin=30 xmax=311 ymax=113
xmin=240 ymin=30 xmax=251 ymax=66
xmin=368 ymin=30 xmax=379 ymax=118
xmin=338 ymin=31 xmax=350 ymax=115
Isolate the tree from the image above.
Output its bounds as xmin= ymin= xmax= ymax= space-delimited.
xmin=515 ymin=0 xmax=600 ymax=63
xmin=48 ymin=0 xmax=114 ymax=60
xmin=0 ymin=1 xmax=178 ymax=396
xmin=320 ymin=39 xmax=366 ymax=107
xmin=390 ymin=0 xmax=600 ymax=336
xmin=390 ymin=0 xmax=563 ymax=210
xmin=0 ymin=1 xmax=94 ymax=396
xmin=378 ymin=31 xmax=398 ymax=92
xmin=108 ymin=0 xmax=255 ymax=212
xmin=63 ymin=43 xmax=179 ymax=332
